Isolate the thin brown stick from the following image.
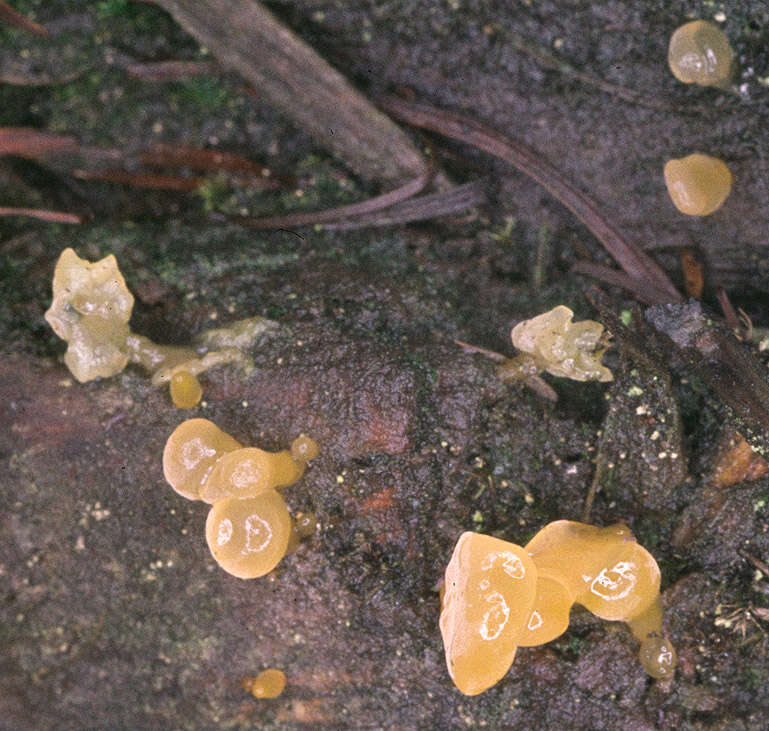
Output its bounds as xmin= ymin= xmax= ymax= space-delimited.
xmin=0 ymin=206 xmax=82 ymax=223
xmin=0 ymin=1 xmax=50 ymax=37
xmin=125 ymin=60 xmax=219 ymax=82
xmin=230 ymin=168 xmax=433 ymax=229
xmin=378 ymin=96 xmax=682 ymax=304
xmin=738 ymin=548 xmax=769 ymax=577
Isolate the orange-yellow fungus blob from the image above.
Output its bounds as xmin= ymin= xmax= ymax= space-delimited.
xmin=574 ymin=540 xmax=660 ymax=622
xmin=664 ymin=153 xmax=732 ymax=216
xmin=440 ymin=522 xmax=676 ymax=693
xmin=291 ymin=434 xmax=320 ymax=462
xmin=638 ymin=634 xmax=677 ymax=680
xmin=525 ymin=520 xmax=633 ymax=598
xmin=169 ymin=370 xmax=203 ymax=409
xmin=627 ymin=596 xmax=677 ymax=679
xmin=162 ymin=418 xmax=241 ymax=501
xmin=517 ymin=568 xmax=573 ymax=647
xmin=250 ymin=668 xmax=286 ymax=699
xmin=200 ymin=446 xmax=307 ymax=503
xmin=668 ymin=20 xmax=734 ymax=87
xmin=205 ymin=491 xmax=291 ymax=578
xmin=440 ymin=532 xmax=537 ymax=696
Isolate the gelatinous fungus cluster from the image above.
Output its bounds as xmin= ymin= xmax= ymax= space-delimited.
xmin=44 ymin=248 xmax=276 ymax=408
xmin=497 ymin=306 xmax=613 ymax=383
xmin=162 ymin=418 xmax=318 ymax=578
xmin=440 ymin=522 xmax=676 ymax=695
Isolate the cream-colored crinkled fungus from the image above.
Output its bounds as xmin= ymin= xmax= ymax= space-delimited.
xmin=498 ymin=306 xmax=612 ymax=383
xmin=44 ymin=247 xmax=134 ymax=382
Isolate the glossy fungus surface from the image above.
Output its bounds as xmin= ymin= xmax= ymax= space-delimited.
xmin=575 ymin=541 xmax=661 ymax=621
xmin=440 ymin=532 xmax=537 ymax=696
xmin=205 ymin=491 xmax=292 ymax=578
xmin=162 ymin=418 xmax=242 ymax=500
xmin=525 ymin=520 xmax=633 ymax=598
xmin=250 ymin=669 xmax=287 ymax=699
xmin=664 ymin=153 xmax=732 ymax=216
xmin=44 ymin=247 xmax=134 ymax=382
xmin=170 ymin=370 xmax=203 ymax=409
xmin=508 ymin=306 xmax=612 ymax=382
xmin=668 ymin=20 xmax=734 ymax=87
xmin=517 ymin=568 xmax=573 ymax=647
xmin=291 ymin=434 xmax=320 ymax=462
xmin=200 ymin=445 xmax=307 ymax=503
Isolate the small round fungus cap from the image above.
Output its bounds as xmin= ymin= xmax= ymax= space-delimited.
xmin=162 ymin=418 xmax=241 ymax=501
xmin=525 ymin=520 xmax=633 ymax=598
xmin=664 ymin=153 xmax=732 ymax=216
xmin=575 ymin=541 xmax=661 ymax=622
xmin=201 ymin=444 xmax=309 ymax=503
xmin=517 ymin=568 xmax=574 ymax=647
xmin=638 ymin=634 xmax=677 ymax=680
xmin=205 ymin=491 xmax=292 ymax=578
xmin=440 ymin=532 xmax=537 ymax=696
xmin=170 ymin=370 xmax=203 ymax=409
xmin=291 ymin=434 xmax=319 ymax=462
xmin=668 ymin=20 xmax=734 ymax=87
xmin=250 ymin=668 xmax=287 ymax=699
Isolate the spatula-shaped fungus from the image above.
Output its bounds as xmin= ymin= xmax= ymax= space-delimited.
xmin=668 ymin=20 xmax=734 ymax=88
xmin=663 ymin=153 xmax=732 ymax=216
xmin=440 ymin=522 xmax=675 ymax=694
xmin=440 ymin=532 xmax=537 ymax=696
xmin=205 ymin=491 xmax=292 ymax=579
xmin=162 ymin=418 xmax=242 ymax=500
xmin=517 ymin=567 xmax=573 ymax=647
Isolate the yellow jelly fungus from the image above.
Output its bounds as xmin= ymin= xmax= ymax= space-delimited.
xmin=440 ymin=521 xmax=676 ymax=694
xmin=668 ymin=20 xmax=734 ymax=88
xmin=440 ymin=532 xmax=537 ymax=696
xmin=517 ymin=567 xmax=573 ymax=648
xmin=169 ymin=370 xmax=203 ymax=409
xmin=162 ymin=418 xmax=242 ymax=501
xmin=249 ymin=668 xmax=287 ymax=699
xmin=44 ymin=247 xmax=135 ymax=382
xmin=205 ymin=491 xmax=292 ymax=578
xmin=499 ymin=306 xmax=612 ymax=383
xmin=199 ymin=442 xmax=315 ymax=503
xmin=663 ymin=153 xmax=733 ymax=216
xmin=293 ymin=512 xmax=317 ymax=537
xmin=524 ymin=520 xmax=633 ymax=598
xmin=574 ymin=540 xmax=660 ymax=622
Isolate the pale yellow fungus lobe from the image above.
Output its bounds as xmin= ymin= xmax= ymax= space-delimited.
xmin=170 ymin=370 xmax=203 ymax=409
xmin=668 ymin=20 xmax=734 ymax=88
xmin=664 ymin=153 xmax=732 ymax=216
xmin=162 ymin=418 xmax=241 ymax=500
xmin=248 ymin=668 xmax=287 ymax=699
xmin=205 ymin=491 xmax=292 ymax=579
xmin=440 ymin=532 xmax=537 ymax=696
xmin=44 ymin=247 xmax=134 ymax=382
xmin=440 ymin=521 xmax=675 ymax=694
xmin=499 ymin=306 xmax=612 ymax=383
